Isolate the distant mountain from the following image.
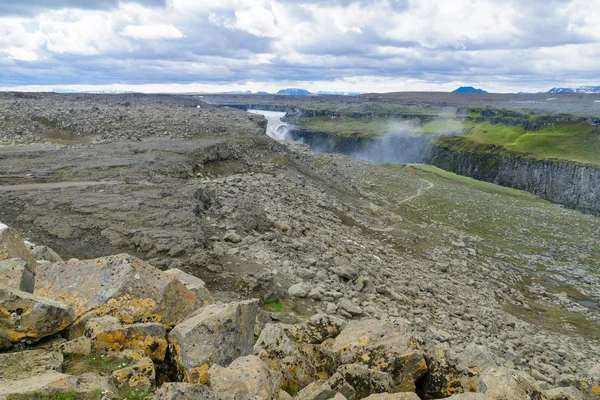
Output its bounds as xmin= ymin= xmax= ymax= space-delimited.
xmin=256 ymin=91 xmax=270 ymax=95
xmin=547 ymin=86 xmax=600 ymax=94
xmin=277 ymin=88 xmax=312 ymax=95
xmin=317 ymin=91 xmax=362 ymax=96
xmin=453 ymin=86 xmax=488 ymax=93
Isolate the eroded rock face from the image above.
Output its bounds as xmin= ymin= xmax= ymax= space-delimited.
xmin=208 ymin=355 xmax=280 ymax=400
xmin=295 ymin=372 xmax=357 ymax=400
xmin=0 ymin=283 xmax=75 ymax=349
xmin=0 ymin=226 xmax=37 ymax=293
xmin=336 ymin=364 xmax=394 ymax=399
xmin=35 ymin=254 xmax=199 ymax=326
xmin=168 ymin=299 xmax=259 ymax=383
xmin=328 ymin=318 xmax=428 ymax=392
xmin=112 ymin=350 xmax=156 ymax=397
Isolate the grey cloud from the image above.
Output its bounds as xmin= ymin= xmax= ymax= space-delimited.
xmin=0 ymin=0 xmax=166 ymax=16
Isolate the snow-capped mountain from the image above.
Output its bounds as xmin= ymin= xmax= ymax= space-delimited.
xmin=547 ymin=86 xmax=600 ymax=94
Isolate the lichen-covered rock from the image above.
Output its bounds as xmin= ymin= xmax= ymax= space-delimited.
xmin=155 ymin=382 xmax=215 ymax=400
xmin=164 ymin=268 xmax=214 ymax=305
xmin=35 ymin=254 xmax=199 ymax=326
xmin=477 ymin=367 xmax=545 ymax=399
xmin=418 ymin=357 xmax=480 ymax=398
xmin=168 ymin=299 xmax=259 ymax=382
xmin=0 ymin=283 xmax=75 ymax=349
xmin=84 ymin=316 xmax=168 ymax=361
xmin=208 ymin=355 xmax=280 ymax=400
xmin=0 ymin=226 xmax=37 ymax=293
xmin=59 ymin=336 xmax=92 ymax=356
xmin=286 ymin=314 xmax=345 ymax=344
xmin=336 ymin=364 xmax=394 ymax=399
xmin=328 ymin=318 xmax=428 ymax=392
xmin=0 ymin=350 xmax=78 ymax=397
xmin=112 ymin=351 xmax=156 ymax=396
xmin=255 ymin=322 xmax=336 ymax=395
xmin=446 ymin=394 xmax=491 ymax=400
xmin=294 ymin=372 xmax=356 ymax=400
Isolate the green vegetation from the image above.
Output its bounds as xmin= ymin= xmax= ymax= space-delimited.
xmin=62 ymin=354 xmax=128 ymax=375
xmin=296 ymin=104 xmax=599 ymax=166
xmin=264 ymin=300 xmax=285 ymax=312
xmin=458 ymin=120 xmax=600 ymax=166
xmin=124 ymin=390 xmax=150 ymax=400
xmin=8 ymin=390 xmax=103 ymax=400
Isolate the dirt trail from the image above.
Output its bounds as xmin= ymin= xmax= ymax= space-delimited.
xmin=398 ymin=178 xmax=434 ymax=204
xmin=0 ymin=181 xmax=122 ymax=192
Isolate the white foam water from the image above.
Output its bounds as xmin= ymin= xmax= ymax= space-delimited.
xmin=247 ymin=110 xmax=292 ymax=141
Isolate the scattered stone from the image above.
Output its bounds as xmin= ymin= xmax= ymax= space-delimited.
xmin=168 ymin=299 xmax=259 ymax=382
xmin=59 ymin=336 xmax=92 ymax=356
xmin=477 ymin=367 xmax=544 ymax=399
xmin=338 ymin=298 xmax=364 ymax=316
xmin=289 ymin=281 xmax=311 ymax=298
xmin=223 ymin=230 xmax=242 ymax=243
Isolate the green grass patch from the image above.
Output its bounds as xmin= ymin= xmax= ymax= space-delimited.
xmin=457 ymin=120 xmax=600 ymax=166
xmin=8 ymin=390 xmax=104 ymax=400
xmin=62 ymin=354 xmax=128 ymax=376
xmin=264 ymin=300 xmax=285 ymax=312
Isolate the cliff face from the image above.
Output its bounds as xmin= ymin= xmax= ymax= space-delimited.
xmin=428 ymin=145 xmax=600 ymax=215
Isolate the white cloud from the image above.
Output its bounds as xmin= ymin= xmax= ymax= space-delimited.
xmin=0 ymin=0 xmax=599 ymax=92
xmin=120 ymin=24 xmax=184 ymax=40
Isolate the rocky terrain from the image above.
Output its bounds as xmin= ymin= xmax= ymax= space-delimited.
xmin=1 ymin=93 xmax=599 ymax=399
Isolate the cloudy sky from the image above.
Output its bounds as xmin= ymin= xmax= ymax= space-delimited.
xmin=1 ymin=0 xmax=599 ymax=93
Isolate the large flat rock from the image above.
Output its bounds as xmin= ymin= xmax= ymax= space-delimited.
xmin=0 ymin=226 xmax=36 ymax=293
xmin=35 ymin=253 xmax=199 ymax=326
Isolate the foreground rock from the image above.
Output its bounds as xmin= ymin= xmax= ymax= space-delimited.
xmin=0 ymin=226 xmax=37 ymax=293
xmin=168 ymin=299 xmax=259 ymax=382
xmin=0 ymin=283 xmax=75 ymax=349
xmin=0 ymin=350 xmax=77 ymax=397
xmin=208 ymin=355 xmax=281 ymax=399
xmin=35 ymin=254 xmax=199 ymax=326
xmin=328 ymin=318 xmax=428 ymax=392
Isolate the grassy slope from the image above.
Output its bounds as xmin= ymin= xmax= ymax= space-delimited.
xmin=297 ymin=109 xmax=600 ymax=166
xmin=459 ymin=121 xmax=600 ymax=166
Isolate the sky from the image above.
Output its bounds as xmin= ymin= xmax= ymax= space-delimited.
xmin=0 ymin=0 xmax=599 ymax=93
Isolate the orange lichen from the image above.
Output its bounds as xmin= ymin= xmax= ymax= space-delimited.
xmin=591 ymin=386 xmax=600 ymax=395
xmin=190 ymin=364 xmax=210 ymax=385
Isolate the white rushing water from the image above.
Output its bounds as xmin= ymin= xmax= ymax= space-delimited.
xmin=247 ymin=110 xmax=292 ymax=140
